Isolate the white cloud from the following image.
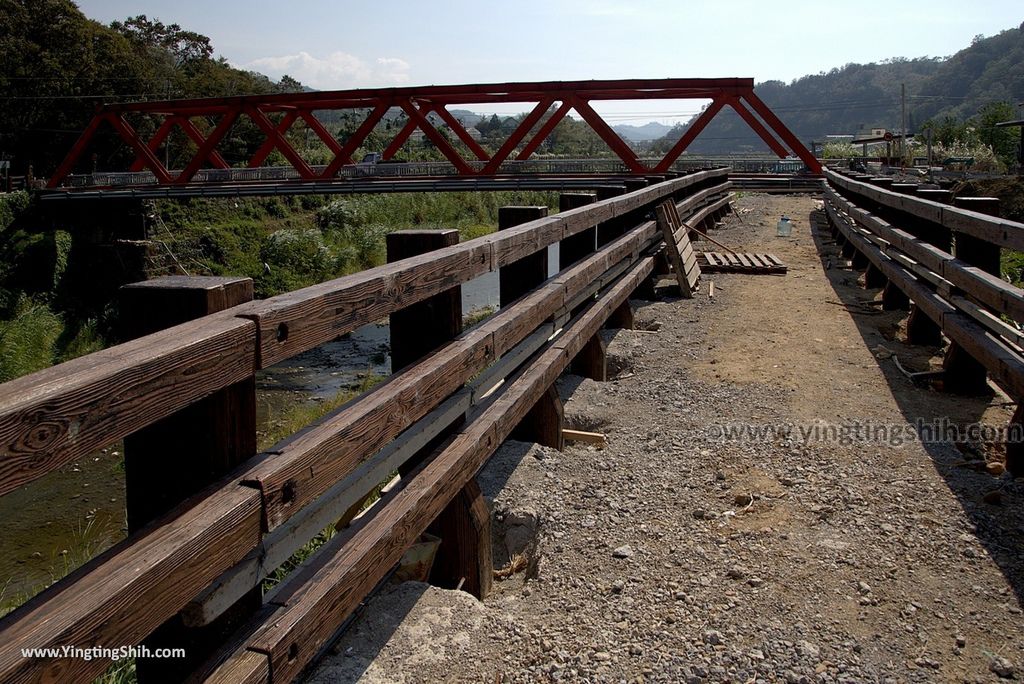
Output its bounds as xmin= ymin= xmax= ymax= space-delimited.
xmin=242 ymin=51 xmax=410 ymax=89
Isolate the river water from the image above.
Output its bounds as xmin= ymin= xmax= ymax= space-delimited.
xmin=0 ymin=246 xmax=559 ymax=603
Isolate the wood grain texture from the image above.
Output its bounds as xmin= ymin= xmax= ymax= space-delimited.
xmin=249 ymin=219 xmax=661 ymax=530
xmin=119 ymin=276 xmax=260 ymax=684
xmin=0 ymin=484 xmax=262 ymax=684
xmin=0 ymin=314 xmax=257 ymax=496
xmin=246 ymin=172 xmax=719 ymax=368
xmin=204 ymin=254 xmax=657 ymax=684
xmin=826 ymin=187 xmax=1024 ymax=324
xmin=0 ymin=171 xmax=727 ymax=684
xmin=427 ymin=477 xmax=493 ymax=598
xmin=656 ymin=201 xmax=698 ymax=297
xmin=498 ymin=206 xmax=550 ymax=306
xmin=826 ymin=197 xmax=1024 ymax=399
xmin=200 ymin=650 xmax=269 ymax=684
xmin=826 ymin=169 xmax=1024 ymax=251
xmin=247 ymin=242 xmax=492 ymax=368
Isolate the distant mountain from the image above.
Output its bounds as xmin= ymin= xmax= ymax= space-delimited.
xmin=652 ymin=21 xmax=1024 ymax=155
xmin=613 ymin=122 xmax=673 ymax=142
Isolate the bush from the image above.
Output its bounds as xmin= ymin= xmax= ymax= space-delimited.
xmin=933 ymin=140 xmax=1005 ymax=173
xmin=821 ymin=142 xmax=859 ymax=159
xmin=0 ymin=192 xmax=30 ymax=234
xmin=261 ymin=229 xmax=334 ymax=278
xmin=316 ymin=200 xmax=363 ymax=234
xmin=0 ymin=297 xmax=63 ymax=382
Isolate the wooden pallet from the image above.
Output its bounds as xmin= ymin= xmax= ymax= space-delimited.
xmin=655 ymin=200 xmax=700 ymax=297
xmin=698 ymin=252 xmax=787 ymax=274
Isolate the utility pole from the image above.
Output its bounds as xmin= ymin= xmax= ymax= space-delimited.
xmin=900 ymin=83 xmax=907 ymax=164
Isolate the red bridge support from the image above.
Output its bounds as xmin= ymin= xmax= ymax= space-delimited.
xmin=48 ymin=78 xmax=821 ymax=188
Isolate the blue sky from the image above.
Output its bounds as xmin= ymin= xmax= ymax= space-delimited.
xmin=77 ymin=0 xmax=1021 ymax=123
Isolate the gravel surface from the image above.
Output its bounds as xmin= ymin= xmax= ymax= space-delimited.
xmin=307 ymin=193 xmax=1024 ymax=683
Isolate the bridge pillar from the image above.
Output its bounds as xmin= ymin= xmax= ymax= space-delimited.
xmin=385 ymin=228 xmax=492 ymax=599
xmin=498 ymin=206 xmax=549 ymax=305
xmin=119 ymin=275 xmax=258 ymax=684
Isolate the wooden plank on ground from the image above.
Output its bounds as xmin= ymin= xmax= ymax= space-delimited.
xmin=563 ymin=429 xmax=607 ymax=446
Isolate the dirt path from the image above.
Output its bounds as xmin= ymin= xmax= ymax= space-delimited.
xmin=308 ymin=193 xmax=1024 ymax=683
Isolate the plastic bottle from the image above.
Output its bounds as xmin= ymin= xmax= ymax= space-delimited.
xmin=776 ymin=215 xmax=792 ymax=237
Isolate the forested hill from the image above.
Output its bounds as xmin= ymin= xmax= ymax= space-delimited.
xmin=0 ymin=0 xmax=303 ymax=175
xmin=655 ymin=22 xmax=1024 ymax=155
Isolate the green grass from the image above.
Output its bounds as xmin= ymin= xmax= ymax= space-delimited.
xmin=152 ymin=191 xmax=557 ymax=299
xmin=464 ymin=305 xmax=496 ymax=327
xmin=259 ymin=372 xmax=384 ymax=451
xmin=0 ymin=297 xmax=107 ymax=382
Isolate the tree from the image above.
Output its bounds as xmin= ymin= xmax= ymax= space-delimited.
xmin=975 ymin=101 xmax=1021 ymax=167
xmin=109 ymin=15 xmax=213 ymax=66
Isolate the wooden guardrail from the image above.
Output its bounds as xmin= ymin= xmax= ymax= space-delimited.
xmin=821 ymin=168 xmax=1024 ymax=470
xmin=0 ymin=169 xmax=731 ymax=683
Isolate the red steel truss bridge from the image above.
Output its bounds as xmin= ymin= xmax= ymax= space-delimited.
xmin=44 ymin=78 xmax=821 ymax=199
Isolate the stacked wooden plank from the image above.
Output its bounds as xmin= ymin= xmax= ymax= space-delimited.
xmin=699 ymin=252 xmax=787 ymax=274
xmin=655 ymin=200 xmax=701 ymax=297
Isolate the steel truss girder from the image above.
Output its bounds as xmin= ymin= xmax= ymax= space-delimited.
xmin=47 ymin=78 xmax=821 ymax=188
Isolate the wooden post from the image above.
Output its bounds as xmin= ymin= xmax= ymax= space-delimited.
xmin=559 ymin=192 xmax=597 ymax=269
xmin=942 ymin=342 xmax=991 ymax=395
xmin=606 ymin=300 xmax=635 ymax=330
xmin=882 ymin=281 xmax=910 ymax=310
xmin=595 ymin=185 xmax=627 ymax=248
xmin=429 ymin=478 xmax=493 ymax=600
xmin=942 ymin=197 xmax=1001 ymax=395
xmin=623 ymin=178 xmax=648 ymax=193
xmin=498 ymin=206 xmax=549 ymax=305
xmin=1007 ymin=405 xmax=1024 ymax=477
xmin=119 ymin=275 xmax=258 ymax=684
xmin=387 ymin=229 xmax=462 ymax=372
xmin=386 ymin=229 xmax=492 ymax=599
xmin=571 ymin=334 xmax=607 ymax=381
xmin=906 ymin=305 xmax=943 ymax=346
xmin=906 ymin=188 xmax=952 ymax=252
xmin=851 ymin=249 xmax=869 ymax=270
xmin=512 ymin=385 xmax=564 ymax=451
xmin=864 ymin=263 xmax=886 ymax=288
xmin=917 ymin=188 xmax=952 ymax=205
xmin=953 ymin=197 xmax=1001 ymax=276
